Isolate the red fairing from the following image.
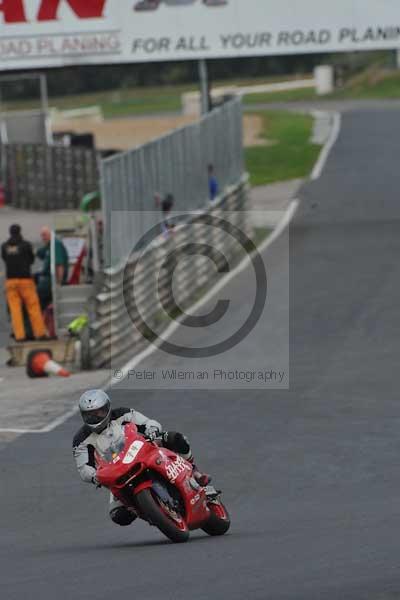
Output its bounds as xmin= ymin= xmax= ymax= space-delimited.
xmin=133 ymin=480 xmax=153 ymax=494
xmin=95 ymin=423 xmax=210 ymax=530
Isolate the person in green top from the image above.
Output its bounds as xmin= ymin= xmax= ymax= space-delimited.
xmin=36 ymin=227 xmax=69 ymax=309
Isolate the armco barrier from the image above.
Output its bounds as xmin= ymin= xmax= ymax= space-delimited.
xmin=90 ymin=177 xmax=251 ymax=369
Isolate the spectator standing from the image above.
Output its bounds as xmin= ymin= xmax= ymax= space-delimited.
xmin=36 ymin=227 xmax=69 ymax=310
xmin=208 ymin=164 xmax=219 ymax=202
xmin=155 ymin=192 xmax=175 ymax=237
xmin=1 ymin=224 xmax=47 ymax=342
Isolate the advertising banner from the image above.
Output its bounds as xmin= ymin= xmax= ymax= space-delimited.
xmin=1 ymin=0 xmax=400 ymax=69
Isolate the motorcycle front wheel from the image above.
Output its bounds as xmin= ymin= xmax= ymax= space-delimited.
xmin=201 ymin=500 xmax=231 ymax=536
xmin=136 ymin=488 xmax=189 ymax=543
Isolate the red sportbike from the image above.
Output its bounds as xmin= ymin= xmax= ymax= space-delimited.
xmin=95 ymin=423 xmax=230 ymax=543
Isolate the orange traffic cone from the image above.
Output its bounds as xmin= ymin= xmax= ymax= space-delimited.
xmin=26 ymin=349 xmax=71 ymax=378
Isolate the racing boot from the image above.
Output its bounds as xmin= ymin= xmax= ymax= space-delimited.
xmin=110 ymin=506 xmax=137 ymax=526
xmin=190 ymin=461 xmax=211 ymax=487
xmin=109 ymin=495 xmax=137 ymax=526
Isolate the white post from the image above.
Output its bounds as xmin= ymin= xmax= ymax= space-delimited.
xmin=314 ymin=65 xmax=334 ymax=96
xmin=0 ymin=121 xmax=8 ymax=144
xmin=89 ymin=216 xmax=100 ymax=275
xmin=198 ymin=59 xmax=209 ymax=115
xmin=39 ymin=73 xmax=53 ymax=145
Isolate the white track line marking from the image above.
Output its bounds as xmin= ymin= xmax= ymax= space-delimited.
xmin=40 ymin=404 xmax=81 ymax=433
xmin=107 ymin=199 xmax=299 ymax=389
xmin=0 ymin=404 xmax=82 ymax=435
xmin=311 ymin=112 xmax=341 ymax=181
xmin=0 ymin=428 xmax=45 ymax=434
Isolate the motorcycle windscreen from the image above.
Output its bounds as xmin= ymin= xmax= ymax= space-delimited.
xmin=96 ymin=421 xmax=126 ymax=463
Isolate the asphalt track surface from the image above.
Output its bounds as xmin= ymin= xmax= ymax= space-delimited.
xmin=2 ymin=109 xmax=400 ymax=600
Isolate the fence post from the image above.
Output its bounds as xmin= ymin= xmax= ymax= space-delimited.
xmin=198 ymin=59 xmax=210 ymax=115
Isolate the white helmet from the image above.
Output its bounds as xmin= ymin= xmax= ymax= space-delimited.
xmin=79 ymin=389 xmax=111 ymax=433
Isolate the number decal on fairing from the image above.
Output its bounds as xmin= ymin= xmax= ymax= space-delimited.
xmin=122 ymin=440 xmax=144 ymax=464
xmin=165 ymin=455 xmax=191 ymax=482
xmin=190 ymin=493 xmax=201 ymax=505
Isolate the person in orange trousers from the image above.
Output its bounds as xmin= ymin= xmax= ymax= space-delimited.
xmin=1 ymin=224 xmax=47 ymax=342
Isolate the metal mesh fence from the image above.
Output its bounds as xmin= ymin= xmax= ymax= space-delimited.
xmin=101 ymin=98 xmax=244 ymax=267
xmin=0 ymin=143 xmax=99 ymax=210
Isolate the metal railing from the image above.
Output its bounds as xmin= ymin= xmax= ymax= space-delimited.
xmin=100 ymin=98 xmax=244 ymax=267
xmin=90 ymin=177 xmax=251 ymax=369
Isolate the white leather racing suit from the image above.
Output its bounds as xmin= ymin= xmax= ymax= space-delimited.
xmin=73 ymin=407 xmax=162 ymax=518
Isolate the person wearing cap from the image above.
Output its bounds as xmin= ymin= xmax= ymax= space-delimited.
xmin=1 ymin=224 xmax=47 ymax=342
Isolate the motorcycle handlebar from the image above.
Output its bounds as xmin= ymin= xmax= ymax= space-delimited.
xmin=144 ymin=434 xmax=163 ymax=445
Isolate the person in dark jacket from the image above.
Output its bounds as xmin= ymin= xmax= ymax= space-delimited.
xmin=154 ymin=192 xmax=175 ymax=237
xmin=1 ymin=224 xmax=47 ymax=342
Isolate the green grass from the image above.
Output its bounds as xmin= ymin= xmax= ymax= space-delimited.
xmin=68 ymin=74 xmax=312 ymax=116
xmin=245 ymin=111 xmax=321 ymax=186
xmin=100 ymin=93 xmax=182 ymax=117
xmin=243 ymin=68 xmax=400 ymax=104
xmin=332 ymin=70 xmax=400 ymax=99
xmin=1 ymin=83 xmax=192 ymax=117
xmin=244 ymin=87 xmax=317 ymax=105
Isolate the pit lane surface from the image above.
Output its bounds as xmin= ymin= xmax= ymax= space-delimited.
xmin=1 ymin=109 xmax=400 ymax=600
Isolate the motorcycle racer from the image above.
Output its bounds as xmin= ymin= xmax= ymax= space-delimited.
xmin=72 ymin=389 xmax=210 ymax=526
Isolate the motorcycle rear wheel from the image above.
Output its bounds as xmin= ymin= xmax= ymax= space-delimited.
xmin=202 ymin=501 xmax=231 ymax=536
xmin=136 ymin=488 xmax=189 ymax=543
